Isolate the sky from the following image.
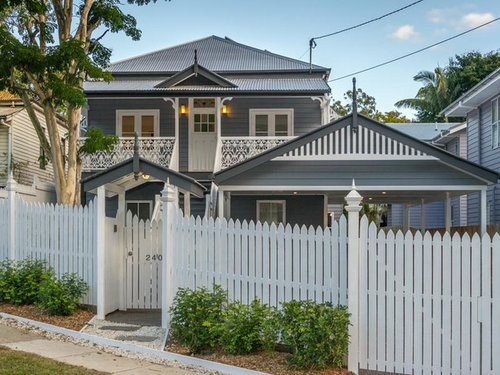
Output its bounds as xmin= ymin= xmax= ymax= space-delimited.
xmin=102 ymin=0 xmax=500 ymax=119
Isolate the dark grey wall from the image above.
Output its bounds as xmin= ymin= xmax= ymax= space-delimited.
xmin=230 ymin=194 xmax=325 ymax=227
xmin=103 ymin=182 xmax=164 ymax=218
xmin=87 ymin=98 xmax=175 ymax=136
xmin=221 ymin=97 xmax=321 ymax=137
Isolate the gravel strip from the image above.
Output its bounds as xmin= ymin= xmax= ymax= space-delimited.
xmin=81 ymin=316 xmax=167 ymax=350
xmin=0 ymin=316 xmax=215 ymax=375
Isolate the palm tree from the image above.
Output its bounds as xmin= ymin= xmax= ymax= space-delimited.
xmin=395 ymin=68 xmax=457 ymax=122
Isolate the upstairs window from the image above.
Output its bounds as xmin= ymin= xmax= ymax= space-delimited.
xmin=493 ymin=97 xmax=499 ymax=149
xmin=249 ymin=109 xmax=293 ymax=136
xmin=116 ymin=110 xmax=159 ymax=137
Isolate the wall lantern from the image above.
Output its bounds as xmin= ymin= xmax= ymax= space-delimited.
xmin=221 ymin=104 xmax=228 ymax=114
xmin=180 ymin=104 xmax=187 ymax=114
xmin=142 ymin=174 xmax=150 ymax=180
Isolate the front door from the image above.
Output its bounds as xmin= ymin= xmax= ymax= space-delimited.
xmin=189 ymin=98 xmax=217 ymax=171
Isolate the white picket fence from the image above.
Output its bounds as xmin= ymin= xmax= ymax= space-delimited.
xmin=0 ymin=196 xmax=97 ymax=305
xmin=170 ymin=209 xmax=348 ymax=308
xmin=358 ymin=216 xmax=500 ymax=375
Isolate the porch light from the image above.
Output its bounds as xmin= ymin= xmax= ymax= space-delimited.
xmin=180 ymin=104 xmax=187 ymax=114
xmin=381 ymin=191 xmax=387 ymax=195
xmin=368 ymin=197 xmax=372 ymax=201
xmin=293 ymin=191 xmax=298 ymax=195
xmin=142 ymin=174 xmax=150 ymax=180
xmin=222 ymin=104 xmax=228 ymax=114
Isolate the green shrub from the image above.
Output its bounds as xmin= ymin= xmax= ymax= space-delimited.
xmin=278 ymin=300 xmax=350 ymax=370
xmin=36 ymin=272 xmax=88 ymax=316
xmin=217 ymin=299 xmax=278 ymax=354
xmin=169 ymin=286 xmax=226 ymax=353
xmin=0 ymin=259 xmax=48 ymax=305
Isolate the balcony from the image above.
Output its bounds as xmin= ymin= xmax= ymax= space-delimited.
xmin=214 ymin=136 xmax=295 ymax=172
xmin=80 ymin=137 xmax=176 ymax=171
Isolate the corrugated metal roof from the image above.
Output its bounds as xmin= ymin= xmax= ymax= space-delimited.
xmin=84 ymin=77 xmax=330 ymax=93
xmin=108 ymin=36 xmax=328 ymax=73
xmin=385 ymin=123 xmax=461 ymax=141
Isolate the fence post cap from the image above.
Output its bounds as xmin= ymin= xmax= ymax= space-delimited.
xmin=160 ymin=179 xmax=176 ymax=203
xmin=345 ymin=179 xmax=362 ymax=210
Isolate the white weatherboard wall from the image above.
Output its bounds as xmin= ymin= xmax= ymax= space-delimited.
xmin=169 ymin=209 xmax=348 ymax=308
xmin=0 ymin=196 xmax=98 ymax=306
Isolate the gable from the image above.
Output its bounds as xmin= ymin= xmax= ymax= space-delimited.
xmin=155 ymin=63 xmax=237 ymax=89
xmin=215 ymin=114 xmax=499 ymax=185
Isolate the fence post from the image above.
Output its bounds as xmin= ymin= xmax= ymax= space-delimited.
xmin=96 ymin=185 xmax=106 ymax=319
xmin=161 ymin=181 xmax=176 ymax=329
xmin=6 ymin=176 xmax=17 ymax=261
xmin=345 ymin=180 xmax=363 ymax=375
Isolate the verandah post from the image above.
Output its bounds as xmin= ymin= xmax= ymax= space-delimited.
xmin=345 ymin=180 xmax=363 ymax=375
xmin=161 ymin=181 xmax=176 ymax=329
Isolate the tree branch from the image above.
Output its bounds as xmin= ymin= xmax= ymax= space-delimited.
xmin=19 ymin=92 xmax=52 ymax=160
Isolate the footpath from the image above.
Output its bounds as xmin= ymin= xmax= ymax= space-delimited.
xmin=0 ymin=323 xmax=198 ymax=375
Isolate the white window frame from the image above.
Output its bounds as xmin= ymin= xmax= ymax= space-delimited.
xmin=256 ymin=200 xmax=286 ymax=224
xmin=492 ymin=97 xmax=499 ymax=149
xmin=249 ymin=108 xmax=294 ymax=136
xmin=116 ymin=109 xmax=160 ymax=137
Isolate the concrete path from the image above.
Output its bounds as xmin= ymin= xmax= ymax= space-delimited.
xmin=0 ymin=324 xmax=197 ymax=375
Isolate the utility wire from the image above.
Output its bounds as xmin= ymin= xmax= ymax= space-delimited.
xmin=307 ymin=0 xmax=424 ymax=70
xmin=329 ymin=16 xmax=500 ymax=82
xmin=312 ymin=0 xmax=423 ymax=41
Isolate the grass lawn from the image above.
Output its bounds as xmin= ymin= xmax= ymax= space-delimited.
xmin=0 ymin=346 xmax=108 ymax=375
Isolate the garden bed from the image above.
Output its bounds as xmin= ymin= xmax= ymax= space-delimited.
xmin=165 ymin=339 xmax=351 ymax=375
xmin=0 ymin=303 xmax=94 ymax=331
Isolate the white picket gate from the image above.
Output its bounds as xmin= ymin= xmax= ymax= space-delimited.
xmin=357 ymin=217 xmax=500 ymax=375
xmin=124 ymin=211 xmax=163 ymax=309
xmin=169 ymin=209 xmax=348 ymax=309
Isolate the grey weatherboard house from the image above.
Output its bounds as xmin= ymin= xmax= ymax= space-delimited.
xmin=81 ymin=36 xmax=498 ymax=234
xmin=443 ymin=67 xmax=500 ymax=227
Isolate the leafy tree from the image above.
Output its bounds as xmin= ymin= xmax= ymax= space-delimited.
xmin=0 ymin=0 xmax=167 ymax=205
xmin=395 ymin=68 xmax=455 ymax=122
xmin=374 ymin=110 xmax=410 ymax=123
xmin=332 ymin=88 xmax=410 ymax=123
xmin=447 ymin=51 xmax=500 ymax=99
xmin=395 ymin=51 xmax=500 ymax=122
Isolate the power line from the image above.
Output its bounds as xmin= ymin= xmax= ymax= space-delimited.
xmin=329 ymin=17 xmax=500 ymax=82
xmin=312 ymin=0 xmax=423 ymax=41
xmin=308 ymin=0 xmax=424 ymax=71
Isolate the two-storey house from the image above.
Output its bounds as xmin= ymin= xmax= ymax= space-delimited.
xmin=442 ymin=67 xmax=500 ymax=226
xmin=82 ymin=36 xmax=498 ymax=233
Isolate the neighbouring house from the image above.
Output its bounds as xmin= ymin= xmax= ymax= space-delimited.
xmin=385 ymin=122 xmax=468 ymax=229
xmin=0 ymin=91 xmax=65 ymax=203
xmin=81 ymin=36 xmax=498 ymax=233
xmin=442 ymin=67 xmax=500 ymax=227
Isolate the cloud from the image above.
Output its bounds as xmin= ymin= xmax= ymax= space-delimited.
xmin=391 ymin=25 xmax=419 ymax=41
xmin=460 ymin=12 xmax=495 ymax=28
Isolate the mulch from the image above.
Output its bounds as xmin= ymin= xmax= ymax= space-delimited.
xmin=0 ymin=303 xmax=94 ymax=331
xmin=165 ymin=340 xmax=351 ymax=375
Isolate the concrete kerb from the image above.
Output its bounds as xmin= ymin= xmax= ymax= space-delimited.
xmin=0 ymin=312 xmax=269 ymax=375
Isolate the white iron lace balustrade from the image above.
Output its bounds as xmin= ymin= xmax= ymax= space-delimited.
xmin=80 ymin=137 xmax=176 ymax=170
xmin=220 ymin=136 xmax=295 ymax=169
